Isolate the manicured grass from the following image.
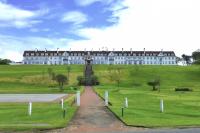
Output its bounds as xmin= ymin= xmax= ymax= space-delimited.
xmin=0 ymin=97 xmax=77 ymax=131
xmin=94 ymin=65 xmax=200 ymax=127
xmin=0 ymin=65 xmax=85 ymax=131
xmin=1 ymin=65 xmax=200 ymax=128
xmin=0 ymin=65 xmax=84 ymax=93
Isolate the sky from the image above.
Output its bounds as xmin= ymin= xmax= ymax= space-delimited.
xmin=0 ymin=0 xmax=200 ymax=61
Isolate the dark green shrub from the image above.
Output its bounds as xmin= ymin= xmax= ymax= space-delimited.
xmin=76 ymin=75 xmax=99 ymax=86
xmin=175 ymin=88 xmax=192 ymax=91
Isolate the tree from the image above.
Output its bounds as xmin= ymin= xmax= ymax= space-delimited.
xmin=182 ymin=54 xmax=192 ymax=65
xmin=0 ymin=59 xmax=11 ymax=65
xmin=147 ymin=78 xmax=160 ymax=91
xmin=107 ymin=65 xmax=123 ymax=87
xmin=55 ymin=74 xmax=68 ymax=91
xmin=192 ymin=50 xmax=200 ymax=64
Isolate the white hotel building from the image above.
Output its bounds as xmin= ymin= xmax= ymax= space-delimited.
xmin=23 ymin=50 xmax=177 ymax=65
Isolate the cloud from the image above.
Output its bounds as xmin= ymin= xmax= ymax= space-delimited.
xmin=68 ymin=0 xmax=200 ymax=57
xmin=0 ymin=34 xmax=72 ymax=61
xmin=74 ymin=0 xmax=114 ymax=6
xmin=0 ymin=1 xmax=48 ymax=28
xmin=61 ymin=11 xmax=88 ymax=25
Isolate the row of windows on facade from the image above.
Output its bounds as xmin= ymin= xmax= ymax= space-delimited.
xmin=25 ymin=52 xmax=174 ymax=57
xmin=24 ymin=56 xmax=176 ymax=60
xmin=24 ymin=60 xmax=176 ymax=65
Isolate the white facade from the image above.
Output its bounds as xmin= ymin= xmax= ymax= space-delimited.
xmin=23 ymin=50 xmax=177 ymax=65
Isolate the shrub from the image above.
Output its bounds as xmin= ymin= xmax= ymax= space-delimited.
xmin=77 ymin=76 xmax=85 ymax=85
xmin=175 ymin=88 xmax=192 ymax=91
xmin=77 ymin=75 xmax=99 ymax=86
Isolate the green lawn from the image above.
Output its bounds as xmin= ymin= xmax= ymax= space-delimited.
xmin=94 ymin=65 xmax=200 ymax=127
xmin=1 ymin=65 xmax=200 ymax=128
xmin=0 ymin=65 xmax=84 ymax=93
xmin=0 ymin=65 xmax=84 ymax=131
xmin=0 ymin=98 xmax=77 ymax=131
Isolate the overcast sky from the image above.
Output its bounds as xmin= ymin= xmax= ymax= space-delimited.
xmin=0 ymin=0 xmax=200 ymax=61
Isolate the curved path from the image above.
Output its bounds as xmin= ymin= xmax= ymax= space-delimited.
xmin=50 ymin=86 xmax=200 ymax=133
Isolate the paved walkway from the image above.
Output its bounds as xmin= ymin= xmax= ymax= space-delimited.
xmin=52 ymin=86 xmax=141 ymax=133
xmin=48 ymin=87 xmax=200 ymax=133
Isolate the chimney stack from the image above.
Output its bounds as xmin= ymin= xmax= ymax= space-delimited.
xmin=57 ymin=48 xmax=59 ymax=53
xmin=45 ymin=48 xmax=47 ymax=52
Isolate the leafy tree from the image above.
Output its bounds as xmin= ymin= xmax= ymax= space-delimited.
xmin=107 ymin=65 xmax=123 ymax=87
xmin=182 ymin=54 xmax=192 ymax=65
xmin=0 ymin=59 xmax=11 ymax=65
xmin=147 ymin=78 xmax=160 ymax=91
xmin=192 ymin=51 xmax=200 ymax=64
xmin=55 ymin=74 xmax=68 ymax=91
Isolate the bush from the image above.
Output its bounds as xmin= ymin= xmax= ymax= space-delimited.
xmin=175 ymin=88 xmax=192 ymax=91
xmin=77 ymin=75 xmax=100 ymax=86
xmin=77 ymin=76 xmax=85 ymax=85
